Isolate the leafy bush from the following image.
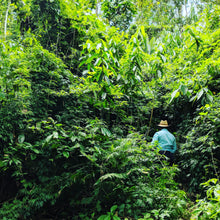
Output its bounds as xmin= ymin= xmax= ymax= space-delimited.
xmin=89 ymin=132 xmax=189 ymax=219
xmin=0 ymin=116 xmax=189 ymax=219
xmin=177 ymin=96 xmax=220 ymax=193
xmin=191 ymin=179 xmax=220 ymax=219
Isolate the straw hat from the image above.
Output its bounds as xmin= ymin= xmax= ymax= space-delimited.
xmin=158 ymin=120 xmax=169 ymax=127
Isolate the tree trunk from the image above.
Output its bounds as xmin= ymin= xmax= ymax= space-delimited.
xmin=4 ymin=0 xmax=11 ymax=40
xmin=96 ymin=0 xmax=100 ymax=17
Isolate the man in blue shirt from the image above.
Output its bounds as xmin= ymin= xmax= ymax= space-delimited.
xmin=151 ymin=120 xmax=177 ymax=164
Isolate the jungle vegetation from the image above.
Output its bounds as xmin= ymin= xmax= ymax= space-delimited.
xmin=0 ymin=0 xmax=220 ymax=219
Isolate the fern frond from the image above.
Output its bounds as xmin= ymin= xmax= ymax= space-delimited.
xmin=99 ymin=173 xmax=127 ymax=181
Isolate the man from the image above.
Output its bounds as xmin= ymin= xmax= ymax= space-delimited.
xmin=151 ymin=120 xmax=177 ymax=164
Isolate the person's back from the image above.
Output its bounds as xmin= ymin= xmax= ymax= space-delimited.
xmin=151 ymin=120 xmax=177 ymax=164
xmin=152 ymin=128 xmax=176 ymax=153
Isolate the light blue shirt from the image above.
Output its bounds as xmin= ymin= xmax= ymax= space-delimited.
xmin=152 ymin=128 xmax=177 ymax=153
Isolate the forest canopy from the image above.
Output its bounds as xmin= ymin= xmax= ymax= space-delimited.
xmin=0 ymin=0 xmax=220 ymax=219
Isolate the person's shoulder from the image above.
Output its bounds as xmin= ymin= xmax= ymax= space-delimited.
xmin=163 ymin=129 xmax=174 ymax=135
xmin=167 ymin=130 xmax=175 ymax=138
xmin=153 ymin=131 xmax=159 ymax=135
xmin=153 ymin=130 xmax=161 ymax=137
xmin=156 ymin=130 xmax=163 ymax=135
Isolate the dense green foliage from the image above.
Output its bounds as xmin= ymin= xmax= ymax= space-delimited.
xmin=0 ymin=0 xmax=219 ymax=219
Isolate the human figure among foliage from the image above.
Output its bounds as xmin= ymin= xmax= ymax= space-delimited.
xmin=151 ymin=120 xmax=177 ymax=165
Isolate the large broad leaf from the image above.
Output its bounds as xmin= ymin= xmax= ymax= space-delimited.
xmin=97 ymin=216 xmax=111 ymax=220
xmin=169 ymin=89 xmax=180 ymax=103
xmin=196 ymin=89 xmax=204 ymax=100
xmin=110 ymin=205 xmax=118 ymax=213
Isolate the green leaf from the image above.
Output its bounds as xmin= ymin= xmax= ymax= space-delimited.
xmin=133 ymin=37 xmax=137 ymax=44
xmin=63 ymin=151 xmax=70 ymax=158
xmin=97 ymin=215 xmax=110 ymax=220
xmin=197 ymin=89 xmax=204 ymax=100
xmin=31 ymin=154 xmax=37 ymax=160
xmin=110 ymin=205 xmax=118 ymax=213
xmin=96 ymin=43 xmax=102 ymax=50
xmin=99 ymin=173 xmax=126 ymax=181
xmin=189 ymin=95 xmax=197 ymax=102
xmin=180 ymin=85 xmax=188 ymax=95
xmin=160 ymin=54 xmax=166 ymax=63
xmin=140 ymin=26 xmax=146 ymax=38
xmin=102 ymin=92 xmax=107 ymax=100
xmin=170 ymin=89 xmax=180 ymax=103
xmin=18 ymin=134 xmax=25 ymax=143
xmin=70 ymin=136 xmax=78 ymax=142
xmin=104 ymin=75 xmax=111 ymax=85
xmin=0 ymin=160 xmax=4 ymax=168
xmin=157 ymin=70 xmax=162 ymax=78
xmin=0 ymin=92 xmax=6 ymax=100
xmin=94 ymin=58 xmax=102 ymax=66
xmin=78 ymin=60 xmax=86 ymax=68
xmin=117 ymin=74 xmax=121 ymax=81
xmin=98 ymin=71 xmax=104 ymax=84
xmin=206 ymin=94 xmax=213 ymax=103
xmin=87 ymin=54 xmax=98 ymax=63
xmin=46 ymin=134 xmax=53 ymax=143
xmin=144 ymin=213 xmax=151 ymax=218
xmin=81 ymin=197 xmax=93 ymax=205
xmin=36 ymin=122 xmax=41 ymax=130
xmin=101 ymin=127 xmax=111 ymax=137
xmin=53 ymin=131 xmax=59 ymax=139
xmin=32 ymin=148 xmax=40 ymax=154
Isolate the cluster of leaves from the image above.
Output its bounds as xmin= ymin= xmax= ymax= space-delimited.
xmin=191 ymin=179 xmax=220 ymax=219
xmin=89 ymin=132 xmax=188 ymax=219
xmin=165 ymin=6 xmax=220 ymax=193
xmin=101 ymin=0 xmax=137 ymax=31
xmin=178 ymin=97 xmax=220 ymax=193
xmin=0 ymin=114 xmax=189 ymax=219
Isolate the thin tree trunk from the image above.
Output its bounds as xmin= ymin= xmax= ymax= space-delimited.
xmin=96 ymin=0 xmax=100 ymax=17
xmin=4 ymin=0 xmax=11 ymax=40
xmin=184 ymin=0 xmax=188 ymax=17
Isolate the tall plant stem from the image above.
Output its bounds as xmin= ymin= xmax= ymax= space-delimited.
xmin=146 ymin=105 xmax=154 ymax=137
